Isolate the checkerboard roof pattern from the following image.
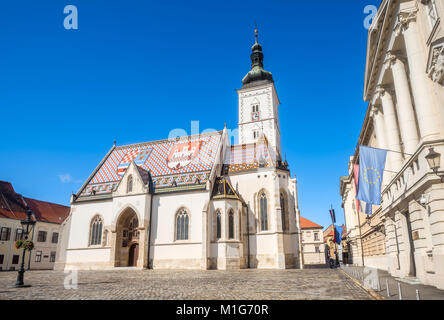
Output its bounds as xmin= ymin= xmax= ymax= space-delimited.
xmin=224 ymin=138 xmax=276 ymax=173
xmin=80 ymin=131 xmax=222 ymax=196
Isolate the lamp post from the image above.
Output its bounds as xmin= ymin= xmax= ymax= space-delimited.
xmin=15 ymin=205 xmax=35 ymax=288
xmin=425 ymin=147 xmax=443 ymax=181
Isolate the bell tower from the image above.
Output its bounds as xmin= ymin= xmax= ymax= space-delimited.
xmin=237 ymin=29 xmax=281 ymax=158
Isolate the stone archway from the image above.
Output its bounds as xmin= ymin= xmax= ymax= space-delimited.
xmin=114 ymin=207 xmax=140 ymax=267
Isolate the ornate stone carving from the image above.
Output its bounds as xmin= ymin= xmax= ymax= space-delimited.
xmin=370 ymin=104 xmax=382 ymax=117
xmin=428 ymin=45 xmax=444 ymax=85
xmin=394 ymin=10 xmax=418 ymax=36
xmin=374 ymin=85 xmax=386 ymax=100
xmin=384 ymin=51 xmax=407 ymax=69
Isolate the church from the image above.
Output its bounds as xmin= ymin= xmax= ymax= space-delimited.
xmin=56 ymin=30 xmax=303 ymax=270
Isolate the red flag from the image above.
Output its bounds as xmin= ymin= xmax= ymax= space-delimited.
xmin=353 ymin=164 xmax=360 ymax=213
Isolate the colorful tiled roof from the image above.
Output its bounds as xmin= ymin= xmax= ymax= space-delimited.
xmin=223 ymin=135 xmax=278 ymax=173
xmin=78 ymin=131 xmax=223 ymax=197
xmin=0 ymin=181 xmax=69 ymax=224
xmin=300 ymin=216 xmax=323 ymax=229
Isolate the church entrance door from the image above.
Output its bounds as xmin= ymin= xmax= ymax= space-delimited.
xmin=128 ymin=243 xmax=139 ymax=267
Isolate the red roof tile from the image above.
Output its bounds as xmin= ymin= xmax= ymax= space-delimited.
xmin=300 ymin=216 xmax=323 ymax=229
xmin=0 ymin=181 xmax=69 ymax=224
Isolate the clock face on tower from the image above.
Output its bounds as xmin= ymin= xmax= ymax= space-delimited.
xmin=251 ymin=112 xmax=260 ymax=121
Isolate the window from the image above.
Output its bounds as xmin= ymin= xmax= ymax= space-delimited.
xmin=35 ymin=251 xmax=42 ymax=262
xmin=253 ymin=130 xmax=259 ymax=139
xmin=314 ymin=232 xmax=319 ymax=241
xmin=228 ymin=210 xmax=234 ymax=239
xmin=216 ymin=211 xmax=222 ymax=240
xmin=50 ymin=251 xmax=56 ymax=263
xmin=426 ymin=0 xmax=438 ymax=28
xmin=128 ymin=216 xmax=139 ymax=241
xmin=176 ymin=209 xmax=189 ymax=241
xmin=280 ymin=193 xmax=288 ymax=231
xmin=0 ymin=227 xmax=11 ymax=241
xmin=127 ymin=175 xmax=133 ymax=193
xmin=0 ymin=254 xmax=4 ymax=264
xmin=259 ymin=192 xmax=268 ymax=231
xmin=252 ymin=104 xmax=259 ymax=113
xmin=315 ymin=246 xmax=320 ymax=253
xmin=37 ymin=231 xmax=47 ymax=242
xmin=90 ymin=216 xmax=103 ymax=246
xmin=12 ymin=255 xmax=19 ymax=264
xmin=15 ymin=228 xmax=24 ymax=241
xmin=52 ymin=232 xmax=59 ymax=244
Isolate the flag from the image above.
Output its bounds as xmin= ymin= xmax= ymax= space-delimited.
xmin=334 ymin=226 xmax=343 ymax=245
xmin=365 ymin=202 xmax=372 ymax=215
xmin=329 ymin=209 xmax=336 ymax=224
xmin=353 ymin=164 xmax=360 ymax=213
xmin=356 ymin=145 xmax=387 ymax=205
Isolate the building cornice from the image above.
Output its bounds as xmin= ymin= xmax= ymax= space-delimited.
xmin=364 ymin=0 xmax=398 ymax=101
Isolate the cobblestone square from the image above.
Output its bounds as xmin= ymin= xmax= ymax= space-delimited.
xmin=0 ymin=269 xmax=373 ymax=300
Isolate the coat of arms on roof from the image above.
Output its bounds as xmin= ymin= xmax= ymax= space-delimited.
xmin=167 ymin=140 xmax=202 ymax=170
xmin=117 ymin=147 xmax=153 ymax=176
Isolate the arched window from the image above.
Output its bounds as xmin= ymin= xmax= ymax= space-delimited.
xmin=228 ymin=210 xmax=235 ymax=239
xmin=90 ymin=216 xmax=103 ymax=246
xmin=280 ymin=193 xmax=288 ymax=231
xmin=127 ymin=175 xmax=133 ymax=193
xmin=176 ymin=209 xmax=189 ymax=241
xmin=216 ymin=210 xmax=222 ymax=240
xmin=128 ymin=216 xmax=139 ymax=241
xmin=260 ymin=192 xmax=268 ymax=231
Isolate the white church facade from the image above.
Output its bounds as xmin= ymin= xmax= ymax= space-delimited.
xmin=56 ymin=30 xmax=303 ymax=271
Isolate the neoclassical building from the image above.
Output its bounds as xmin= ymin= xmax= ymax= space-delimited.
xmin=56 ymin=30 xmax=303 ymax=271
xmin=341 ymin=0 xmax=444 ymax=289
xmin=300 ymin=217 xmax=325 ymax=265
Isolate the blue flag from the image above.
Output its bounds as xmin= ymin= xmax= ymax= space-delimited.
xmin=356 ymin=145 xmax=387 ymax=205
xmin=329 ymin=209 xmax=336 ymax=224
xmin=334 ymin=226 xmax=343 ymax=245
xmin=365 ymin=202 xmax=372 ymax=215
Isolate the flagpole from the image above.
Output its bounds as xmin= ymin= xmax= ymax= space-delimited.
xmin=356 ymin=207 xmax=365 ymax=267
xmin=358 ymin=145 xmax=413 ymax=156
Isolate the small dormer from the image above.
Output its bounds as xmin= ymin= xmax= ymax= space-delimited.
xmin=211 ymin=177 xmax=240 ymax=201
xmin=113 ymin=161 xmax=152 ymax=196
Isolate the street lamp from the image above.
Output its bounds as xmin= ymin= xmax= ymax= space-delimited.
xmin=425 ymin=147 xmax=441 ymax=174
xmin=15 ymin=205 xmax=35 ymax=288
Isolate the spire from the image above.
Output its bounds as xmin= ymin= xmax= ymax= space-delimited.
xmin=250 ymin=28 xmax=263 ymax=69
xmin=242 ymin=28 xmax=273 ymax=86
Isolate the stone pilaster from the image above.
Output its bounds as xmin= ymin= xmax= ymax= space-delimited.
xmin=375 ymin=86 xmax=403 ymax=171
xmin=428 ymin=183 xmax=444 ymax=289
xmin=370 ymin=104 xmax=388 ymax=150
xmin=137 ymin=227 xmax=147 ymax=268
xmin=370 ymin=104 xmax=392 ymax=186
xmin=397 ymin=210 xmax=416 ymax=277
xmin=385 ymin=52 xmax=419 ymax=155
xmin=273 ymin=171 xmax=286 ymax=269
xmin=384 ymin=214 xmax=400 ymax=273
xmin=396 ymin=11 xmax=440 ymax=140
xmin=201 ymin=201 xmax=210 ymax=270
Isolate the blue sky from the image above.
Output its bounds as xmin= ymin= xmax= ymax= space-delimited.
xmin=0 ymin=0 xmax=380 ymax=229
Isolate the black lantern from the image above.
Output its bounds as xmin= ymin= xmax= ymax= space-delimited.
xmin=14 ymin=205 xmax=36 ymax=288
xmin=425 ymin=147 xmax=441 ymax=174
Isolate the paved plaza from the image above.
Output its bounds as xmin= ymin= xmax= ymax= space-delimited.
xmin=0 ymin=268 xmax=373 ymax=300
